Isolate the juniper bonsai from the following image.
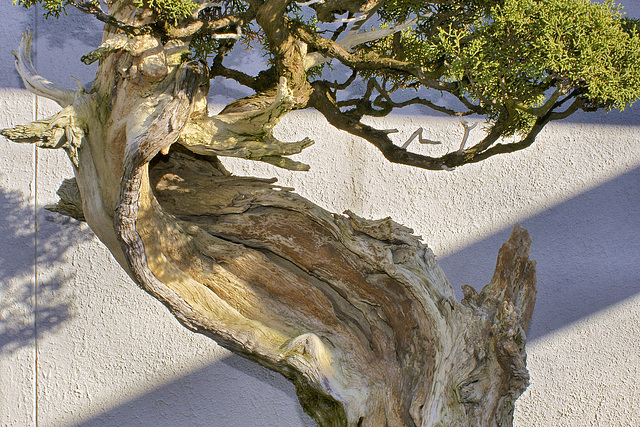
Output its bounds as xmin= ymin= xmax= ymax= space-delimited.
xmin=3 ymin=0 xmax=640 ymax=425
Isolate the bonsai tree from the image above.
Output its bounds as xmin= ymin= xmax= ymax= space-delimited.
xmin=3 ymin=0 xmax=640 ymax=425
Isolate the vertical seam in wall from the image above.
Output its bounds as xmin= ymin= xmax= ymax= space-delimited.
xmin=32 ymin=6 xmax=39 ymax=427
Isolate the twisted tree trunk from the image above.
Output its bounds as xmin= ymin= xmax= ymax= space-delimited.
xmin=2 ymin=6 xmax=536 ymax=425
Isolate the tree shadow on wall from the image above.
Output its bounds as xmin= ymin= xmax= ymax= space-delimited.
xmin=0 ymin=187 xmax=93 ymax=355
xmin=440 ymin=165 xmax=640 ymax=341
xmin=71 ymin=353 xmax=315 ymax=427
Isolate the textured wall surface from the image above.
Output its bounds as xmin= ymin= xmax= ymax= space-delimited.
xmin=1 ymin=3 xmax=639 ymax=427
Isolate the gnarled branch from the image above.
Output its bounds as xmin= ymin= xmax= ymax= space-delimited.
xmin=179 ymin=77 xmax=314 ymax=170
xmin=303 ymin=16 xmax=419 ymax=69
xmin=1 ymin=104 xmax=86 ymax=167
xmin=13 ymin=32 xmax=78 ymax=107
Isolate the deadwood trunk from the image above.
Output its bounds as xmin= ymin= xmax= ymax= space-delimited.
xmin=2 ymin=5 xmax=536 ymax=426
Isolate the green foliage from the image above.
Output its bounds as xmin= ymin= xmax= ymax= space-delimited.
xmin=15 ymin=0 xmax=197 ymax=24
xmin=379 ymin=0 xmax=499 ymax=24
xmin=189 ymin=33 xmax=221 ymax=61
xmin=189 ymin=0 xmax=252 ymax=60
xmin=378 ymin=0 xmax=434 ymax=23
xmin=482 ymin=0 xmax=640 ymax=106
xmin=133 ymin=0 xmax=197 ymax=25
xmin=14 ymin=0 xmax=77 ymax=18
xmin=368 ymin=0 xmax=640 ymax=134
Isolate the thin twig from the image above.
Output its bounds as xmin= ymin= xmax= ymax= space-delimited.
xmin=401 ymin=128 xmax=441 ymax=149
xmin=457 ymin=119 xmax=477 ymax=152
xmin=74 ymin=2 xmax=151 ymax=35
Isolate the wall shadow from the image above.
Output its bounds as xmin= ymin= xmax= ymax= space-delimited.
xmin=440 ymin=165 xmax=640 ymax=340
xmin=0 ymin=188 xmax=93 ymax=355
xmin=71 ymin=353 xmax=315 ymax=427
xmin=0 ymin=4 xmax=102 ymax=90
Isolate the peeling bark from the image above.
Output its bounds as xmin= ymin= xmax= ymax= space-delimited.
xmin=2 ymin=10 xmax=536 ymax=426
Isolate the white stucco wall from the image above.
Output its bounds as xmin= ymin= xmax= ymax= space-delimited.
xmin=1 ymin=3 xmax=639 ymax=426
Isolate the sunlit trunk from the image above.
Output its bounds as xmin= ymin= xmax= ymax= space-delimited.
xmin=2 ymin=3 xmax=536 ymax=424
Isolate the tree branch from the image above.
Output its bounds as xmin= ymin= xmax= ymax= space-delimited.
xmin=549 ymin=96 xmax=587 ymax=121
xmin=1 ymin=105 xmax=86 ymax=167
xmin=310 ymin=81 xmax=450 ymax=170
xmin=13 ymin=32 xmax=78 ymax=107
xmin=293 ymin=23 xmax=453 ymax=95
xmin=255 ymin=0 xmax=313 ymax=103
xmin=165 ymin=14 xmax=243 ymax=38
xmin=45 ymin=178 xmax=85 ymax=221
xmin=368 ymin=78 xmax=475 ymax=118
xmin=74 ymin=2 xmax=151 ymax=35
xmin=179 ymin=77 xmax=314 ymax=170
xmin=401 ymin=127 xmax=441 ymax=149
xmin=310 ymin=0 xmax=381 ymax=22
xmin=464 ymin=117 xmax=550 ymax=164
xmin=311 ymin=81 xmax=525 ymax=170
xmin=81 ymin=34 xmax=130 ymax=65
xmin=298 ymin=19 xmax=421 ymax=72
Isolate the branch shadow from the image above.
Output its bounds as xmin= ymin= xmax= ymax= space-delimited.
xmin=0 ymin=4 xmax=103 ymax=90
xmin=70 ymin=353 xmax=315 ymax=427
xmin=0 ymin=187 xmax=93 ymax=355
xmin=32 ymin=7 xmax=103 ymax=90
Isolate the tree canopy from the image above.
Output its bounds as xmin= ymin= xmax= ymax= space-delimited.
xmin=15 ymin=0 xmax=640 ymax=170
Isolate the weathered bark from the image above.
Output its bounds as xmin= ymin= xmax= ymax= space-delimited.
xmin=2 ymin=7 xmax=536 ymax=426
